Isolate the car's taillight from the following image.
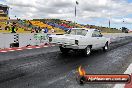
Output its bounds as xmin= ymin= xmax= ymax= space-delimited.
xmin=49 ymin=37 xmax=52 ymax=42
xmin=75 ymin=40 xmax=79 ymax=45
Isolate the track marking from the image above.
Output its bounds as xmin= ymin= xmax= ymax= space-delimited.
xmin=0 ymin=51 xmax=7 ymax=53
xmin=26 ymin=48 xmax=33 ymax=50
xmin=51 ymin=45 xmax=55 ymax=46
xmin=8 ymin=48 xmax=13 ymax=49
xmin=0 ymin=44 xmax=54 ymax=53
xmin=35 ymin=47 xmax=41 ymax=48
xmin=113 ymin=64 xmax=132 ymax=88
xmin=8 ymin=50 xmax=15 ymax=51
xmin=16 ymin=49 xmax=23 ymax=50
xmin=43 ymin=46 xmax=48 ymax=47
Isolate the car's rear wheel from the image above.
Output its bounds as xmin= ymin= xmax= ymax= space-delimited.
xmin=83 ymin=46 xmax=91 ymax=56
xmin=59 ymin=46 xmax=70 ymax=54
xmin=103 ymin=42 xmax=109 ymax=52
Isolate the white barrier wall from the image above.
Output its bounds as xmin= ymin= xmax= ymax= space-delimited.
xmin=0 ymin=33 xmax=49 ymax=49
xmin=0 ymin=33 xmax=15 ymax=48
xmin=0 ymin=34 xmax=4 ymax=48
xmin=1 ymin=33 xmax=132 ymax=49
xmin=19 ymin=34 xmax=35 ymax=47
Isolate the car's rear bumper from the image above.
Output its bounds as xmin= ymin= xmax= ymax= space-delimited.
xmin=60 ymin=44 xmax=86 ymax=49
xmin=51 ymin=42 xmax=87 ymax=49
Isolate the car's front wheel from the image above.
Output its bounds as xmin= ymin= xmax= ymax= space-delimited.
xmin=59 ymin=46 xmax=70 ymax=54
xmin=103 ymin=42 xmax=109 ymax=52
xmin=83 ymin=46 xmax=91 ymax=56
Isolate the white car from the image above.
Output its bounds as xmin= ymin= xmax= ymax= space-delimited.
xmin=49 ymin=28 xmax=110 ymax=56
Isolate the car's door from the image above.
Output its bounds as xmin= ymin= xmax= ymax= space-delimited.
xmin=91 ymin=30 xmax=105 ymax=49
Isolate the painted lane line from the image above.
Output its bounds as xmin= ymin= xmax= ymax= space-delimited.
xmin=113 ymin=64 xmax=132 ymax=88
xmin=0 ymin=44 xmax=53 ymax=53
xmin=8 ymin=50 xmax=15 ymax=51
xmin=8 ymin=48 xmax=13 ymax=49
xmin=0 ymin=51 xmax=7 ymax=53
xmin=43 ymin=46 xmax=48 ymax=47
xmin=35 ymin=47 xmax=41 ymax=48
xmin=51 ymin=45 xmax=55 ymax=46
xmin=16 ymin=49 xmax=23 ymax=51
xmin=26 ymin=48 xmax=33 ymax=49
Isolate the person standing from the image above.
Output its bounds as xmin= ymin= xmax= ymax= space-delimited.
xmin=11 ymin=22 xmax=16 ymax=33
xmin=31 ymin=27 xmax=35 ymax=33
xmin=38 ymin=27 xmax=41 ymax=33
xmin=35 ymin=27 xmax=39 ymax=33
xmin=41 ymin=27 xmax=45 ymax=33
xmin=44 ymin=27 xmax=48 ymax=33
xmin=51 ymin=27 xmax=55 ymax=33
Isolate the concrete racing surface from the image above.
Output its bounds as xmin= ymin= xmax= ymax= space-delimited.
xmin=0 ymin=34 xmax=132 ymax=88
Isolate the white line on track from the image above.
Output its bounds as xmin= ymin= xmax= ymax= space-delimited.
xmin=51 ymin=45 xmax=55 ymax=46
xmin=26 ymin=48 xmax=33 ymax=50
xmin=0 ymin=51 xmax=7 ymax=53
xmin=43 ymin=46 xmax=48 ymax=47
xmin=35 ymin=47 xmax=41 ymax=48
xmin=8 ymin=48 xmax=13 ymax=49
xmin=113 ymin=64 xmax=132 ymax=88
xmin=16 ymin=49 xmax=23 ymax=50
xmin=8 ymin=50 xmax=15 ymax=52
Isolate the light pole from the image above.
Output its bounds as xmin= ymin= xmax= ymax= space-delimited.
xmin=74 ymin=1 xmax=79 ymax=28
xmin=109 ymin=19 xmax=110 ymax=29
xmin=108 ymin=12 xmax=111 ymax=29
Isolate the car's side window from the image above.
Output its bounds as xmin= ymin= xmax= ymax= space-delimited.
xmin=92 ymin=30 xmax=102 ymax=37
xmin=81 ymin=30 xmax=87 ymax=36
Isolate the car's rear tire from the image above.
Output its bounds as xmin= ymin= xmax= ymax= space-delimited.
xmin=83 ymin=46 xmax=91 ymax=56
xmin=103 ymin=42 xmax=109 ymax=52
xmin=59 ymin=46 xmax=70 ymax=54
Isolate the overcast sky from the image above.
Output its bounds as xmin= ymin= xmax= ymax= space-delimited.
xmin=1 ymin=0 xmax=132 ymax=30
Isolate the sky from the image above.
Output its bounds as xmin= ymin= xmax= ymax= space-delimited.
xmin=0 ymin=0 xmax=132 ymax=30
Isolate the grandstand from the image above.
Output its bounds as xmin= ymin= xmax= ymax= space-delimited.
xmin=0 ymin=5 xmax=86 ymax=34
xmin=29 ymin=20 xmax=65 ymax=34
xmin=31 ymin=19 xmax=122 ymax=33
xmin=0 ymin=4 xmax=122 ymax=34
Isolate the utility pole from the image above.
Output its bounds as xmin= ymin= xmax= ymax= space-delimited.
xmin=109 ymin=19 xmax=110 ymax=29
xmin=74 ymin=1 xmax=79 ymax=28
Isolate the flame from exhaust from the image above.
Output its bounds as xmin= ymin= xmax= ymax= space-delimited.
xmin=78 ymin=66 xmax=86 ymax=76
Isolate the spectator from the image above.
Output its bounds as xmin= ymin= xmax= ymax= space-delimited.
xmin=0 ymin=26 xmax=2 ymax=30
xmin=31 ymin=27 xmax=35 ymax=33
xmin=41 ymin=27 xmax=45 ymax=33
xmin=44 ymin=27 xmax=48 ymax=33
xmin=11 ymin=22 xmax=16 ymax=33
xmin=5 ymin=26 xmax=10 ymax=30
xmin=35 ymin=27 xmax=39 ymax=33
xmin=51 ymin=27 xmax=55 ymax=33
xmin=38 ymin=27 xmax=41 ymax=33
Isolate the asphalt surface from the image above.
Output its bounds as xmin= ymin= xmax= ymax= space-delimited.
xmin=0 ymin=36 xmax=132 ymax=88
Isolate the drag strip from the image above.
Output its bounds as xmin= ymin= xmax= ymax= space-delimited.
xmin=0 ymin=36 xmax=132 ymax=88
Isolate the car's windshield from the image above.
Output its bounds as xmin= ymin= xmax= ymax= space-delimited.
xmin=66 ymin=29 xmax=87 ymax=36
